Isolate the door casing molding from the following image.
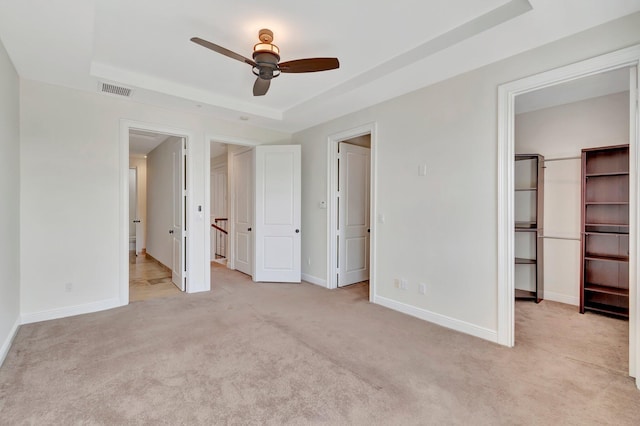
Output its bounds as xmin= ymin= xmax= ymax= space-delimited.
xmin=204 ymin=134 xmax=259 ymax=288
xmin=497 ymin=44 xmax=640 ymax=387
xmin=119 ymin=120 xmax=195 ymax=305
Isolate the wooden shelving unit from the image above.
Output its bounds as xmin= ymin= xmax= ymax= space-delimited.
xmin=514 ymin=154 xmax=544 ymax=303
xmin=580 ymin=144 xmax=629 ymax=319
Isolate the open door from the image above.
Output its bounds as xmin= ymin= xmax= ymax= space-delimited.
xmin=233 ymin=148 xmax=253 ymax=276
xmin=254 ymin=145 xmax=301 ymax=282
xmin=338 ymin=142 xmax=370 ymax=287
xmin=130 ymin=167 xmax=144 ymax=256
xmin=128 ymin=168 xmax=139 ymax=253
xmin=171 ymin=137 xmax=186 ymax=291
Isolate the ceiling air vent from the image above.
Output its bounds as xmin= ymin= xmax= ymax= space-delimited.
xmin=99 ymin=82 xmax=133 ymax=97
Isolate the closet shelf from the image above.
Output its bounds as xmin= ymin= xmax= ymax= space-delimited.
xmin=584 ymin=304 xmax=629 ymax=318
xmin=515 ymin=221 xmax=537 ymax=229
xmin=585 ymin=171 xmax=629 ymax=177
xmin=583 ymin=231 xmax=629 ymax=236
xmin=515 ymin=289 xmax=536 ymax=299
xmin=584 ymin=255 xmax=629 ymax=263
xmin=585 ymin=201 xmax=629 ymax=205
xmin=584 ymin=284 xmax=629 ymax=297
xmin=585 ymin=223 xmax=629 ymax=228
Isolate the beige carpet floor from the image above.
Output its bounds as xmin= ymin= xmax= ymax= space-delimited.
xmin=1 ymin=263 xmax=639 ymax=425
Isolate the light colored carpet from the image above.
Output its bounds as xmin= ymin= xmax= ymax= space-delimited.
xmin=1 ymin=264 xmax=638 ymax=425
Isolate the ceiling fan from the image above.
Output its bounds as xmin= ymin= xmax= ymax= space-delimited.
xmin=191 ymin=29 xmax=340 ymax=96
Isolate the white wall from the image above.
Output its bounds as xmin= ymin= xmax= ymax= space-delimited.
xmin=0 ymin=37 xmax=20 ymax=364
xmin=146 ymin=137 xmax=180 ymax=268
xmin=293 ymin=13 xmax=640 ymax=339
xmin=19 ymin=80 xmax=290 ymax=320
xmin=129 ymin=156 xmax=147 ymax=254
xmin=515 ymin=91 xmax=630 ymax=305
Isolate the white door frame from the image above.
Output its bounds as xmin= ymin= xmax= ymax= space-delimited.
xmin=327 ymin=122 xmax=377 ymax=302
xmin=119 ymin=120 xmax=195 ymax=305
xmin=497 ymin=45 xmax=640 ymax=385
xmin=204 ymin=134 xmax=259 ymax=287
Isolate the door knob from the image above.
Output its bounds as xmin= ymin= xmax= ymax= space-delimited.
xmin=367 ymin=229 xmax=370 ymax=233
xmin=248 ymin=227 xmax=252 ymax=232
xmin=133 ymin=220 xmax=141 ymax=223
xmin=169 ymin=230 xmax=174 ymax=234
xmin=295 ymin=229 xmax=300 ymax=233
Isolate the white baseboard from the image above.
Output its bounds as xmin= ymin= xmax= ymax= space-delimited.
xmin=0 ymin=318 xmax=21 ymax=367
xmin=302 ymin=273 xmax=327 ymax=287
xmin=543 ymin=291 xmax=579 ymax=306
xmin=21 ymin=297 xmax=122 ymax=325
xmin=373 ymin=295 xmax=498 ymax=343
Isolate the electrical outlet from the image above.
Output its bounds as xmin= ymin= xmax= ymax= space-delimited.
xmin=400 ymin=279 xmax=408 ymax=290
xmin=393 ymin=279 xmax=400 ymax=288
xmin=419 ymin=283 xmax=426 ymax=295
xmin=65 ymin=282 xmax=73 ymax=292
xmin=307 ymin=257 xmax=311 ymax=265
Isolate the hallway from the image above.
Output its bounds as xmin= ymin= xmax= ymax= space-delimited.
xmin=129 ymin=252 xmax=181 ymax=302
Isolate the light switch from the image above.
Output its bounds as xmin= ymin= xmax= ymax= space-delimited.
xmin=377 ymin=213 xmax=385 ymax=224
xmin=418 ymin=164 xmax=427 ymax=176
xmin=319 ymin=201 xmax=327 ymax=209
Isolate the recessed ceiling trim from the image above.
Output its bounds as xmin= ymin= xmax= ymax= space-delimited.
xmin=90 ymin=61 xmax=283 ymax=121
xmin=287 ymin=0 xmax=532 ymax=113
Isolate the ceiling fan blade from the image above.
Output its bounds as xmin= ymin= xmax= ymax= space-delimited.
xmin=253 ymin=77 xmax=271 ymax=96
xmin=279 ymin=58 xmax=339 ymax=73
xmin=190 ymin=37 xmax=256 ymax=67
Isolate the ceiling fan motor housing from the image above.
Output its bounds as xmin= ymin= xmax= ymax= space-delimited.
xmin=252 ymin=52 xmax=281 ymax=80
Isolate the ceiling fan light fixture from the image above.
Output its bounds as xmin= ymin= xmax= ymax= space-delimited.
xmin=190 ymin=27 xmax=339 ymax=96
xmin=253 ymin=42 xmax=279 ymax=56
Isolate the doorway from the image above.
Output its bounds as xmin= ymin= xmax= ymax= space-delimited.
xmin=207 ymin=138 xmax=303 ymax=285
xmin=328 ymin=123 xmax=377 ymax=301
xmin=210 ymin=141 xmax=228 ymax=266
xmin=497 ymin=45 xmax=640 ymax=384
xmin=513 ymin=67 xmax=632 ymax=375
xmin=122 ymin=124 xmax=191 ymax=303
xmin=209 ymin=141 xmax=255 ymax=277
xmin=337 ymin=137 xmax=371 ymax=289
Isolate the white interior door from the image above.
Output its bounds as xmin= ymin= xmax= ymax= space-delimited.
xmin=338 ymin=142 xmax=370 ymax=287
xmin=234 ymin=149 xmax=253 ymax=276
xmin=171 ymin=137 xmax=186 ymax=291
xmin=254 ymin=145 xmax=301 ymax=282
xmin=128 ymin=168 xmax=138 ymax=252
